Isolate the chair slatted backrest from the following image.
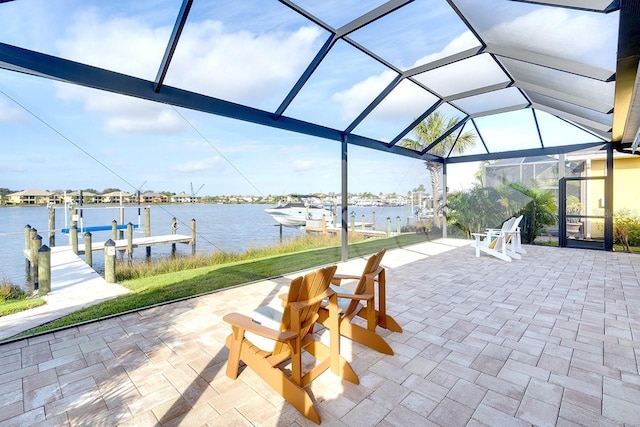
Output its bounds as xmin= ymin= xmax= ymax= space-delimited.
xmin=343 ymin=249 xmax=386 ymax=316
xmin=272 ymin=265 xmax=337 ymax=355
xmin=488 ymin=217 xmax=515 ymax=250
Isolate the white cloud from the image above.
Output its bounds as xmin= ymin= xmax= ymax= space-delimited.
xmin=167 ymin=22 xmax=322 ymax=104
xmin=171 ymin=156 xmax=221 ymax=173
xmin=0 ymin=165 xmax=26 ymax=173
xmin=332 ymin=70 xmax=397 ymax=121
xmin=56 ymin=9 xmax=167 ymax=79
xmin=412 ymin=31 xmax=479 ymax=68
xmin=52 ymin=9 xmax=322 ymax=134
xmin=56 ymin=85 xmax=187 ymax=135
xmin=0 ymin=99 xmax=24 ymax=122
xmin=333 ymin=31 xmax=478 ymax=124
xmin=291 ymin=159 xmax=315 ymax=172
xmin=485 ymin=8 xmax=615 ymax=66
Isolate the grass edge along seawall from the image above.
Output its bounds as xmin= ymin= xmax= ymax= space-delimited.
xmin=3 ymin=233 xmax=430 ymax=342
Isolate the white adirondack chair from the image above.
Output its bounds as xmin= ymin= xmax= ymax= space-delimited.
xmin=508 ymin=215 xmax=527 ymax=257
xmin=472 ymin=217 xmax=516 ymax=262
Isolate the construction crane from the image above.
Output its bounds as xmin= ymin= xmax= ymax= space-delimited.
xmin=190 ymin=182 xmax=205 ymax=197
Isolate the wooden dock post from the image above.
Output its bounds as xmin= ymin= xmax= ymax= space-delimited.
xmin=48 ymin=206 xmax=55 ymax=247
xmin=118 ymin=206 xmax=125 ymax=240
xmin=372 ymin=212 xmax=376 ymax=230
xmin=24 ymin=225 xmax=32 ymax=271
xmin=350 ymin=212 xmax=355 ymax=231
xmin=321 ymin=215 xmax=327 ymax=234
xmin=386 ymin=217 xmax=392 ymax=236
xmin=127 ymin=222 xmax=134 ymax=262
xmin=70 ymin=205 xmax=77 ymax=228
xmin=70 ymin=225 xmax=78 ymax=254
xmin=361 ymin=215 xmax=366 ymax=230
xmin=145 ymin=207 xmax=151 ymax=257
xmin=111 ymin=220 xmax=117 ymax=241
xmin=29 ymin=227 xmax=38 ymax=246
xmin=70 ymin=205 xmax=78 ymax=245
xmin=191 ymin=219 xmax=196 ymax=255
xmin=38 ymin=245 xmax=51 ymax=295
xmin=31 ymin=234 xmax=42 ymax=288
xmin=396 ymin=216 xmax=402 ymax=234
xmin=84 ymin=232 xmax=93 ymax=267
xmin=332 ymin=205 xmax=337 ymax=227
xmin=171 ymin=217 xmax=177 ymax=255
xmin=104 ymin=239 xmax=116 ymax=283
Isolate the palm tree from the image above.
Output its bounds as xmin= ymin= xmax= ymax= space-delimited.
xmin=400 ymin=112 xmax=476 ymax=227
xmin=508 ymin=182 xmax=557 ymax=243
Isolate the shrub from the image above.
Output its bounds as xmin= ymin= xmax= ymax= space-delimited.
xmin=0 ymin=280 xmax=28 ymax=302
xmin=614 ymin=210 xmax=640 ymax=247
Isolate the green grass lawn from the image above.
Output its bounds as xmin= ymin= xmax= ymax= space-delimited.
xmin=0 ymin=298 xmax=46 ymax=317
xmin=6 ymin=233 xmax=431 ymax=340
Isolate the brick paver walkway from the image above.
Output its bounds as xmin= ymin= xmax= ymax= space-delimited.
xmin=1 ymin=239 xmax=639 ymax=426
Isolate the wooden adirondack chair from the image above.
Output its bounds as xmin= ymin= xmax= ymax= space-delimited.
xmin=223 ymin=265 xmax=359 ymax=424
xmin=317 ymin=249 xmax=403 ymax=355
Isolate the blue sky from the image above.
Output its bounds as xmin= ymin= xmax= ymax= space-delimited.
xmin=0 ymin=0 xmax=615 ymax=197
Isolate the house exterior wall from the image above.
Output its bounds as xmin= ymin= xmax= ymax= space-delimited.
xmin=591 ymin=156 xmax=640 ymax=216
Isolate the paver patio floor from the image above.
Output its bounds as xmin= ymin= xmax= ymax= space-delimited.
xmin=1 ymin=239 xmax=639 ymax=426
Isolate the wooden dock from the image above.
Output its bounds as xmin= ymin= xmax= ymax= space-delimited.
xmin=59 ymin=234 xmax=193 ymax=254
xmin=23 ymin=234 xmax=193 ymax=257
xmin=4 ymin=247 xmax=130 ymax=341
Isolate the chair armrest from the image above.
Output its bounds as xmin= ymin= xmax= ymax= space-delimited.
xmin=334 ymin=292 xmax=374 ymax=301
xmin=471 ymin=232 xmax=488 ymax=239
xmin=331 ymin=273 xmax=360 ymax=285
xmin=289 ymin=288 xmax=335 ymax=311
xmin=223 ymin=312 xmax=297 ymax=342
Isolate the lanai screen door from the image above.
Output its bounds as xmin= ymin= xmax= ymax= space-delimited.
xmin=559 ymin=176 xmax=613 ymax=250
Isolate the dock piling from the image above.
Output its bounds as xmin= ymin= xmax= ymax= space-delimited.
xmin=396 ymin=216 xmax=402 ymax=234
xmin=191 ymin=219 xmax=196 ymax=255
xmin=111 ymin=220 xmax=117 ymax=241
xmin=84 ymin=232 xmax=93 ymax=267
xmin=118 ymin=206 xmax=125 ymax=240
xmin=38 ymin=245 xmax=51 ymax=295
xmin=24 ymin=225 xmax=32 ymax=271
xmin=70 ymin=225 xmax=78 ymax=254
xmin=145 ymin=207 xmax=151 ymax=257
xmin=104 ymin=239 xmax=116 ymax=283
xmin=127 ymin=222 xmax=134 ymax=263
xmin=31 ymin=234 xmax=42 ymax=286
xmin=48 ymin=206 xmax=55 ymax=247
xmin=171 ymin=217 xmax=177 ymax=255
xmin=386 ymin=217 xmax=391 ymax=236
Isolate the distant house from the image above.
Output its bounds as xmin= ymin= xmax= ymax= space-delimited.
xmin=140 ymin=192 xmax=169 ymax=203
xmin=102 ymin=191 xmax=135 ymax=204
xmin=64 ymin=190 xmax=101 ymax=204
xmin=172 ymin=192 xmax=195 ymax=203
xmin=7 ymin=189 xmax=53 ymax=205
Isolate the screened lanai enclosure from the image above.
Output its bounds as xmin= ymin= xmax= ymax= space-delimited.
xmin=1 ymin=0 xmax=639 ymax=256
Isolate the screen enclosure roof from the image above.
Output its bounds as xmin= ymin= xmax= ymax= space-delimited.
xmin=1 ymin=0 xmax=639 ymax=164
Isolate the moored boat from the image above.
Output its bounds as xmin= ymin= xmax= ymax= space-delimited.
xmin=265 ymin=195 xmax=333 ymax=227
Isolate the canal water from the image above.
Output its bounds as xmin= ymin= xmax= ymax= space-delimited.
xmin=0 ymin=203 xmax=416 ymax=290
